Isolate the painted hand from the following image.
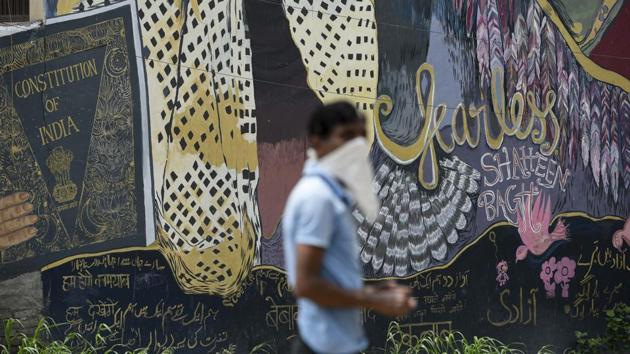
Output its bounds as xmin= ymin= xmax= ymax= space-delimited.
xmin=0 ymin=193 xmax=38 ymax=251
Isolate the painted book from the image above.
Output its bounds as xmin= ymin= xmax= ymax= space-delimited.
xmin=0 ymin=5 xmax=154 ymax=278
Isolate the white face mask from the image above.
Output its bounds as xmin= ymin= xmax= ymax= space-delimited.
xmin=307 ymin=137 xmax=380 ymax=222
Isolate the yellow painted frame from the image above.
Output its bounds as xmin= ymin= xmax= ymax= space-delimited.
xmin=537 ymin=0 xmax=630 ymax=92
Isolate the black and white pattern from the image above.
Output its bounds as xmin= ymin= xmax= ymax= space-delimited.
xmin=138 ymin=0 xmax=261 ymax=296
xmin=356 ymin=155 xmax=480 ymax=277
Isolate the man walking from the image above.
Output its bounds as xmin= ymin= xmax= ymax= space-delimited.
xmin=283 ymin=102 xmax=417 ymax=354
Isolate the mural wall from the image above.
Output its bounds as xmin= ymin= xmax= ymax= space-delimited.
xmin=2 ymin=0 xmax=630 ymax=352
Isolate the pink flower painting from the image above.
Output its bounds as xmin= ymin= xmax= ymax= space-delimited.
xmin=539 ymin=256 xmax=577 ymax=299
xmin=540 ymin=257 xmax=558 ymax=298
xmin=553 ymin=257 xmax=577 ymax=298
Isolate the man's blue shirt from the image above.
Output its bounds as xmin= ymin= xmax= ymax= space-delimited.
xmin=282 ymin=162 xmax=368 ymax=354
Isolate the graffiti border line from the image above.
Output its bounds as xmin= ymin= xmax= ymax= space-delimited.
xmin=41 ymin=211 xmax=624 ymax=279
xmin=366 ymin=211 xmax=624 ymax=281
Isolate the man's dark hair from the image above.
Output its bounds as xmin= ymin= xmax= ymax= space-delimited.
xmin=308 ymin=101 xmax=360 ymax=139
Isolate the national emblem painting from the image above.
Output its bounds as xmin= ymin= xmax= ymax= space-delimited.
xmin=0 ymin=5 xmax=154 ymax=278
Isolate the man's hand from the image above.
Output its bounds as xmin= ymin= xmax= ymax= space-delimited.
xmin=364 ymin=281 xmax=417 ymax=317
xmin=295 ymin=245 xmax=417 ymax=317
xmin=0 ymin=192 xmax=38 ymax=251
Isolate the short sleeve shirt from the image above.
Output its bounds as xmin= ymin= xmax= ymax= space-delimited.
xmin=282 ymin=163 xmax=367 ymax=354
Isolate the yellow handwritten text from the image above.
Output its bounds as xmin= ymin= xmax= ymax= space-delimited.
xmin=374 ymin=64 xmax=560 ymax=189
xmin=14 ymin=59 xmax=99 ymax=99
xmin=487 ymin=288 xmax=538 ymax=327
xmin=13 ymin=59 xmax=98 ymax=99
xmin=38 ymin=116 xmax=81 ymax=146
